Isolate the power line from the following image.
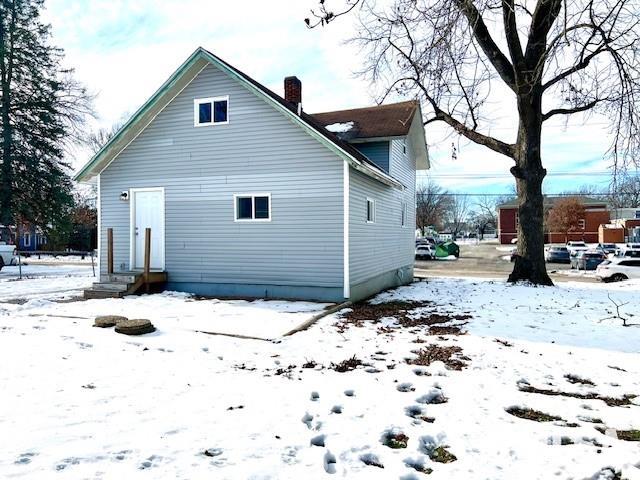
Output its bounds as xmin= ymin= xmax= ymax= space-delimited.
xmin=417 ymin=171 xmax=625 ymax=179
xmin=416 ymin=192 xmax=632 ymax=197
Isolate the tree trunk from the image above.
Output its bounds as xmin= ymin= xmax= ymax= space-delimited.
xmin=508 ymin=89 xmax=553 ymax=286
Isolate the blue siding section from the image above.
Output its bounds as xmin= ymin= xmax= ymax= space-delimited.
xmin=353 ymin=141 xmax=390 ymax=172
xmin=349 ymin=137 xmax=415 ymax=295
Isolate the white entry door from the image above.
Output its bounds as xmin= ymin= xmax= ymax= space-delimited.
xmin=131 ymin=188 xmax=165 ymax=270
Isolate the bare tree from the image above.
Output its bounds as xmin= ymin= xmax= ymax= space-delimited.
xmin=307 ymin=0 xmax=640 ymax=286
xmin=446 ymin=195 xmax=470 ymax=239
xmin=609 ymin=175 xmax=640 ymax=208
xmin=416 ymin=180 xmax=453 ymax=234
xmin=475 ymin=195 xmax=498 ymax=228
xmin=87 ymin=120 xmax=125 ymax=155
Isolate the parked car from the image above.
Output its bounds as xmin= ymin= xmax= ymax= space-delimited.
xmin=614 ymin=245 xmax=640 ymax=258
xmin=544 ymin=246 xmax=570 ymax=263
xmin=571 ymin=251 xmax=606 ymax=270
xmin=415 ymin=244 xmax=435 ymax=260
xmin=416 ymin=237 xmax=436 ymax=246
xmin=0 ymin=243 xmax=17 ymax=271
xmin=595 ymin=243 xmax=617 ymax=255
xmin=596 ymin=257 xmax=640 ymax=282
xmin=566 ymin=241 xmax=589 ymax=254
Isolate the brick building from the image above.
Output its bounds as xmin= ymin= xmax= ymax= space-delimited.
xmin=497 ymin=196 xmax=610 ymax=245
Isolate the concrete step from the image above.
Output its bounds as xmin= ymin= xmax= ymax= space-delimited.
xmin=84 ymin=288 xmax=125 ymax=300
xmin=101 ymin=274 xmax=139 ymax=283
xmin=92 ymin=282 xmax=129 ymax=292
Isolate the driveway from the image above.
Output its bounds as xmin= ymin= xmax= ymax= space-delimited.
xmin=415 ymin=241 xmax=597 ymax=283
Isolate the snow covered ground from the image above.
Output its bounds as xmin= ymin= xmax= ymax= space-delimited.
xmin=0 ymin=264 xmax=95 ymax=300
xmin=19 ymin=254 xmax=95 ymax=265
xmin=1 ymin=274 xmax=639 ymax=479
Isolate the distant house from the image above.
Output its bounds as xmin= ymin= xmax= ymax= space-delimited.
xmin=610 ymin=207 xmax=640 ymax=242
xmin=497 ymin=196 xmax=609 ymax=244
xmin=0 ymin=224 xmax=47 ymax=252
xmin=74 ymin=47 xmax=429 ymax=302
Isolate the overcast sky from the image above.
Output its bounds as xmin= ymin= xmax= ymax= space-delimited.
xmin=43 ymin=0 xmax=618 ymax=195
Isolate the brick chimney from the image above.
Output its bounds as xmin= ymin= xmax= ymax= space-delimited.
xmin=284 ymin=76 xmax=302 ymax=107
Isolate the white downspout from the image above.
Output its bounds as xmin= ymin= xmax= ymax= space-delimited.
xmin=343 ymin=161 xmax=350 ymax=299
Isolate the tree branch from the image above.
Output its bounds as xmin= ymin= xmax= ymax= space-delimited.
xmin=455 ymin=0 xmax=516 ymax=89
xmin=542 ymin=99 xmax=601 ymax=121
xmin=542 ymin=46 xmax=606 ymax=90
xmin=427 ymin=109 xmax=515 ymax=159
xmin=524 ymin=0 xmax=563 ymax=67
xmin=502 ymin=0 xmax=525 ymax=70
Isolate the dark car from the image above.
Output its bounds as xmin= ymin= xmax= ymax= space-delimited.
xmin=545 ymin=246 xmax=570 ymax=263
xmin=596 ymin=243 xmax=617 ymax=255
xmin=571 ymin=251 xmax=606 ymax=270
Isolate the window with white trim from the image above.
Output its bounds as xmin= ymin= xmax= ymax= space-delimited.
xmin=578 ymin=218 xmax=586 ymax=229
xmin=366 ymin=198 xmax=376 ymax=223
xmin=23 ymin=232 xmax=31 ymax=247
xmin=234 ymin=194 xmax=271 ymax=221
xmin=194 ymin=96 xmax=229 ymax=126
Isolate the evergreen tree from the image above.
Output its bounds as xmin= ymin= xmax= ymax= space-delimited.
xmin=0 ymin=0 xmax=92 ymax=232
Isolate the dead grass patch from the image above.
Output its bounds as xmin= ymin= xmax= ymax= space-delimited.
xmin=506 ymin=406 xmax=564 ymax=422
xmin=335 ymin=300 xmax=470 ymax=334
xmin=429 ymin=446 xmax=457 ymax=463
xmin=381 ymin=431 xmax=409 ymax=449
xmin=564 ymin=374 xmax=595 ymax=386
xmin=330 ymin=355 xmax=364 ymax=373
xmin=596 ymin=426 xmax=640 ymax=441
xmin=518 ymin=384 xmax=636 ymax=407
xmin=406 ymin=345 xmax=469 ymax=370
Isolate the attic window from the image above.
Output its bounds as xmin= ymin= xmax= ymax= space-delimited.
xmin=194 ymin=96 xmax=228 ymax=126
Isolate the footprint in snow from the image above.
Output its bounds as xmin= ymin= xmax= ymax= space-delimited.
xmin=360 ymin=453 xmax=384 ymax=468
xmin=310 ymin=391 xmax=320 ymax=401
xmin=310 ymin=434 xmax=326 ymax=447
xmin=302 ymin=413 xmax=313 ymax=429
xmin=397 ymin=382 xmax=415 ymax=392
xmin=202 ymin=448 xmax=222 ymax=457
xmin=112 ymin=450 xmax=130 ymax=461
xmin=331 ymin=405 xmax=343 ymax=414
xmin=139 ymin=454 xmax=162 ymax=470
xmin=344 ymin=389 xmax=355 ymax=397
xmin=416 ymin=387 xmax=447 ymax=405
xmin=323 ymin=450 xmax=337 ymax=474
xmin=14 ymin=452 xmax=37 ymax=465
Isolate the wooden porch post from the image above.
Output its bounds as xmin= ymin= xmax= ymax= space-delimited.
xmin=144 ymin=228 xmax=151 ymax=293
xmin=107 ymin=228 xmax=114 ymax=275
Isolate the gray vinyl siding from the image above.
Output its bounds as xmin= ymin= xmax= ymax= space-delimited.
xmin=349 ymin=138 xmax=415 ymax=286
xmin=99 ymin=63 xmax=344 ymax=289
xmin=353 ymin=141 xmax=390 ymax=172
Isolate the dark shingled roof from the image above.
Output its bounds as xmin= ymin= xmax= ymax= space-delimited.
xmin=310 ymin=101 xmax=419 ymax=140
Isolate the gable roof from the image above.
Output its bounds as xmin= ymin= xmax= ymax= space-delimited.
xmin=497 ymin=196 xmax=609 ymax=209
xmin=74 ymin=47 xmax=408 ymax=188
xmin=311 ymin=101 xmax=418 ymax=139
